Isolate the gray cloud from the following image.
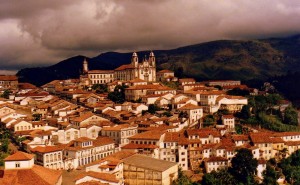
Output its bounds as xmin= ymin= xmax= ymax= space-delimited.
xmin=1 ymin=0 xmax=300 ymax=73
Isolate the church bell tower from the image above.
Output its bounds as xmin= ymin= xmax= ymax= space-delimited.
xmin=83 ymin=58 xmax=88 ymax=74
xmin=131 ymin=52 xmax=139 ymax=68
xmin=149 ymin=51 xmax=155 ymax=67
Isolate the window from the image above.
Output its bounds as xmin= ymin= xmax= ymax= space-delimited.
xmin=15 ymin=162 xmax=20 ymax=168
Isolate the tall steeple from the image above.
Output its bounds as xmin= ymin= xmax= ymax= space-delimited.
xmin=131 ymin=52 xmax=139 ymax=68
xmin=83 ymin=58 xmax=88 ymax=74
xmin=149 ymin=51 xmax=155 ymax=67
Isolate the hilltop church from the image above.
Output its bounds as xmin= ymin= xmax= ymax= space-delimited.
xmin=115 ymin=51 xmax=156 ymax=82
xmin=81 ymin=52 xmax=156 ymax=86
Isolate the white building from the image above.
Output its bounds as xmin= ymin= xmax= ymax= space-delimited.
xmin=115 ymin=52 xmax=156 ymax=82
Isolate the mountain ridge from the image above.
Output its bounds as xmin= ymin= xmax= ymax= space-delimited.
xmin=17 ymin=35 xmax=300 ymax=86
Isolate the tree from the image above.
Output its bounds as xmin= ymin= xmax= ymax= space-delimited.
xmin=0 ymin=90 xmax=11 ymax=99
xmin=283 ymin=106 xmax=298 ymax=126
xmin=0 ymin=138 xmax=9 ymax=153
xmin=32 ymin=113 xmax=42 ymax=121
xmin=148 ymin=104 xmax=161 ymax=114
xmin=202 ymin=168 xmax=237 ymax=185
xmin=172 ymin=167 xmax=193 ymax=185
xmin=263 ymin=164 xmax=279 ymax=185
xmin=230 ymin=148 xmax=258 ymax=184
xmin=91 ymin=84 xmax=108 ymax=94
xmin=203 ymin=115 xmax=215 ymax=127
xmin=279 ymin=150 xmax=300 ymax=184
xmin=239 ymin=105 xmax=251 ymax=119
xmin=108 ymin=85 xmax=127 ymax=104
xmin=175 ymin=67 xmax=184 ymax=79
xmin=227 ymin=87 xmax=250 ymax=96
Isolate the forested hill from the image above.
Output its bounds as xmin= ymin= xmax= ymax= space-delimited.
xmin=17 ymin=35 xmax=300 ymax=87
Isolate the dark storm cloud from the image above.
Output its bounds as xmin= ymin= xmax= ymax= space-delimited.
xmin=1 ymin=0 xmax=300 ymax=73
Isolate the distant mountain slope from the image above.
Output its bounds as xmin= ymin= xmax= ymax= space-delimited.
xmin=17 ymin=35 xmax=300 ymax=86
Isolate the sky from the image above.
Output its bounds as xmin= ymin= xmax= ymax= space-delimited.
xmin=1 ymin=0 xmax=300 ymax=74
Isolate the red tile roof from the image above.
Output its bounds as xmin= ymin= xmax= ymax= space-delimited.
xmin=186 ymin=129 xmax=221 ymax=138
xmin=0 ymin=75 xmax=17 ymax=81
xmin=101 ymin=124 xmax=137 ymax=131
xmin=4 ymin=151 xmax=34 ymax=161
xmin=121 ymin=143 xmax=158 ymax=149
xmin=178 ymin=103 xmax=202 ymax=110
xmin=31 ymin=145 xmax=64 ymax=153
xmin=0 ymin=165 xmax=62 ymax=185
xmin=129 ymin=130 xmax=165 ymax=140
xmin=250 ymin=133 xmax=273 ymax=143
xmin=115 ymin=64 xmax=135 ymax=71
xmin=232 ymin=135 xmax=249 ymax=141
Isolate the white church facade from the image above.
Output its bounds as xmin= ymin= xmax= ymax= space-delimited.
xmin=80 ymin=52 xmax=157 ymax=85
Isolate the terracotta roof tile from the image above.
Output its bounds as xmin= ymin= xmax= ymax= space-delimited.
xmin=115 ymin=64 xmax=134 ymax=71
xmin=121 ymin=143 xmax=158 ymax=149
xmin=4 ymin=151 xmax=34 ymax=161
xmin=31 ymin=145 xmax=64 ymax=153
xmin=101 ymin=124 xmax=137 ymax=131
xmin=129 ymin=130 xmax=165 ymax=140
xmin=250 ymin=133 xmax=273 ymax=143
xmin=0 ymin=75 xmax=18 ymax=81
xmin=178 ymin=103 xmax=202 ymax=110
xmin=0 ymin=165 xmax=62 ymax=185
xmin=186 ymin=129 xmax=221 ymax=138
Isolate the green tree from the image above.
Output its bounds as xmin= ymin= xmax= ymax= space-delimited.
xmin=239 ymin=105 xmax=251 ymax=119
xmin=172 ymin=168 xmax=193 ymax=185
xmin=283 ymin=106 xmax=298 ymax=126
xmin=32 ymin=113 xmax=42 ymax=121
xmin=203 ymin=115 xmax=215 ymax=127
xmin=1 ymin=138 xmax=9 ymax=153
xmin=230 ymin=148 xmax=258 ymax=184
xmin=108 ymin=85 xmax=127 ymax=104
xmin=279 ymin=150 xmax=300 ymax=184
xmin=148 ymin=104 xmax=161 ymax=114
xmin=202 ymin=168 xmax=237 ymax=185
xmin=0 ymin=90 xmax=11 ymax=99
xmin=263 ymin=164 xmax=279 ymax=185
xmin=91 ymin=84 xmax=108 ymax=93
